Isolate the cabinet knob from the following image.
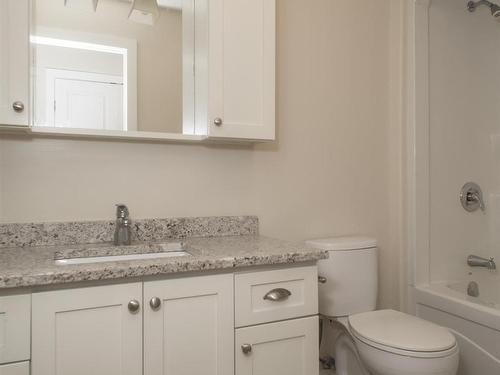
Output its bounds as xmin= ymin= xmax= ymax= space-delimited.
xmin=149 ymin=297 xmax=161 ymax=310
xmin=263 ymin=288 xmax=292 ymax=302
xmin=214 ymin=118 xmax=223 ymax=127
xmin=12 ymin=101 xmax=25 ymax=113
xmin=318 ymin=276 xmax=327 ymax=284
xmin=128 ymin=300 xmax=140 ymax=313
xmin=241 ymin=344 xmax=252 ymax=354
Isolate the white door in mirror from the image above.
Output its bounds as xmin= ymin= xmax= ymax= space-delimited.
xmin=47 ymin=71 xmax=124 ymax=131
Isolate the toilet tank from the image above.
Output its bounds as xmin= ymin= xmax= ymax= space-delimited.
xmin=306 ymin=236 xmax=378 ymax=317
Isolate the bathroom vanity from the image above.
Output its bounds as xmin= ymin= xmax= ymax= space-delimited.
xmin=0 ymin=217 xmax=326 ymax=375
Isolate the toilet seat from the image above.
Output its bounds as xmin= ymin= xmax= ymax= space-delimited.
xmin=348 ymin=310 xmax=458 ymax=359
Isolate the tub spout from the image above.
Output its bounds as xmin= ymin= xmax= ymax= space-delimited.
xmin=467 ymin=255 xmax=496 ymax=270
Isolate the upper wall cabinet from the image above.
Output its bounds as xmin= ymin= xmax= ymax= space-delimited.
xmin=0 ymin=0 xmax=275 ymax=142
xmin=205 ymin=0 xmax=276 ymax=141
xmin=0 ymin=1 xmax=30 ymax=127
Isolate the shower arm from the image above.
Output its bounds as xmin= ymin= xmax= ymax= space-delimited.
xmin=468 ymin=0 xmax=500 ymax=14
xmin=468 ymin=0 xmax=492 ymax=10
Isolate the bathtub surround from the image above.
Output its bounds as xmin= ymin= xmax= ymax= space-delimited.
xmin=0 ymin=216 xmax=258 ymax=248
xmin=0 ymin=0 xmax=405 ymax=310
xmin=406 ymin=0 xmax=500 ymax=372
xmin=427 ymin=0 xmax=500 ymax=284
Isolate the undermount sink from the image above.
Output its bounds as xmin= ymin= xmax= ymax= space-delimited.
xmin=54 ymin=242 xmax=190 ymax=265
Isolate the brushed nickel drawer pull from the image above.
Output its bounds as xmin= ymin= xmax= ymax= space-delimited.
xmin=263 ymin=288 xmax=292 ymax=302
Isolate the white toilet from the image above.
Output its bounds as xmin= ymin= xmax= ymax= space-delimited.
xmin=306 ymin=236 xmax=459 ymax=375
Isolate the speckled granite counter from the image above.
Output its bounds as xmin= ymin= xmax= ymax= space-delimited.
xmin=0 ymin=235 xmax=328 ymax=289
xmin=0 ymin=216 xmax=259 ymax=248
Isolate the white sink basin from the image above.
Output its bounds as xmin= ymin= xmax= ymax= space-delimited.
xmin=55 ymin=242 xmax=190 ymax=265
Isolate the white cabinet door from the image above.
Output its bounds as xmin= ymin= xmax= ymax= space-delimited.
xmin=0 ymin=295 xmax=30 ymax=364
xmin=235 ymin=316 xmax=319 ymax=375
xmin=207 ymin=0 xmax=275 ymax=140
xmin=0 ymin=361 xmax=29 ymax=375
xmin=0 ymin=0 xmax=30 ymax=127
xmin=32 ymin=283 xmax=142 ymax=375
xmin=144 ymin=274 xmax=234 ymax=375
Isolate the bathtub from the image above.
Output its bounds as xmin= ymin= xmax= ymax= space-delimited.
xmin=414 ymin=276 xmax=500 ymax=375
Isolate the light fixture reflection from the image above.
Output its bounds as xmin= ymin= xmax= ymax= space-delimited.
xmin=129 ymin=0 xmax=160 ymax=26
xmin=64 ymin=0 xmax=98 ymax=12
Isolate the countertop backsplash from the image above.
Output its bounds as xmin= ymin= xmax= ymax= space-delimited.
xmin=0 ymin=216 xmax=259 ymax=249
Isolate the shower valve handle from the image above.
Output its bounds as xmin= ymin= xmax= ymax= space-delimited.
xmin=460 ymin=182 xmax=485 ymax=213
xmin=467 ymin=192 xmax=485 ymax=211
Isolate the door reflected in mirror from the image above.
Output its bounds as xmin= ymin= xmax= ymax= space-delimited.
xmin=31 ymin=0 xmax=195 ymax=135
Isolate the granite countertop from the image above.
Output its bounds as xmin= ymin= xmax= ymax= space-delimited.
xmin=0 ymin=235 xmax=328 ymax=289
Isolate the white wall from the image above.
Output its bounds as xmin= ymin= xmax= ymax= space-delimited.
xmin=428 ymin=0 xmax=500 ymax=283
xmin=0 ymin=0 xmax=403 ymax=310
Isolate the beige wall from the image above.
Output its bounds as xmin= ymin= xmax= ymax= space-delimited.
xmin=34 ymin=0 xmax=183 ymax=132
xmin=0 ymin=0 xmax=404 ymax=310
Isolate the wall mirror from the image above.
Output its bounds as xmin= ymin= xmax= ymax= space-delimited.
xmin=30 ymin=0 xmax=198 ymax=137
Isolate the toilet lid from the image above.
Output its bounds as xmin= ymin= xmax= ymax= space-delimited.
xmin=348 ymin=310 xmax=456 ymax=353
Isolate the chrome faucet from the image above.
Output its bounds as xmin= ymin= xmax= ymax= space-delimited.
xmin=114 ymin=204 xmax=132 ymax=246
xmin=467 ymin=255 xmax=496 ymax=270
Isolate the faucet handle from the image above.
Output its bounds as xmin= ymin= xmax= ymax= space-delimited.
xmin=489 ymin=257 xmax=497 ymax=270
xmin=460 ymin=182 xmax=485 ymax=212
xmin=116 ymin=204 xmax=129 ymax=219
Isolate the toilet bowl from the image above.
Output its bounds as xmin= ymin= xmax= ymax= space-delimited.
xmin=349 ymin=309 xmax=459 ymax=375
xmin=306 ymin=236 xmax=459 ymax=375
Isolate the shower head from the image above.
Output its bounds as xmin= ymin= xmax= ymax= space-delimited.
xmin=467 ymin=0 xmax=500 ymax=18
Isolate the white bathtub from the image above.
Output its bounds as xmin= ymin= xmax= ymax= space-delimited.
xmin=414 ymin=277 xmax=500 ymax=375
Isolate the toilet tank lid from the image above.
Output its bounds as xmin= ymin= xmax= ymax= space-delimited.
xmin=305 ymin=236 xmax=377 ymax=251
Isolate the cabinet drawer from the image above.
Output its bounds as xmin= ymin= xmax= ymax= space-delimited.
xmin=0 ymin=361 xmax=30 ymax=375
xmin=235 ymin=266 xmax=318 ymax=327
xmin=0 ymin=295 xmax=31 ymax=364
